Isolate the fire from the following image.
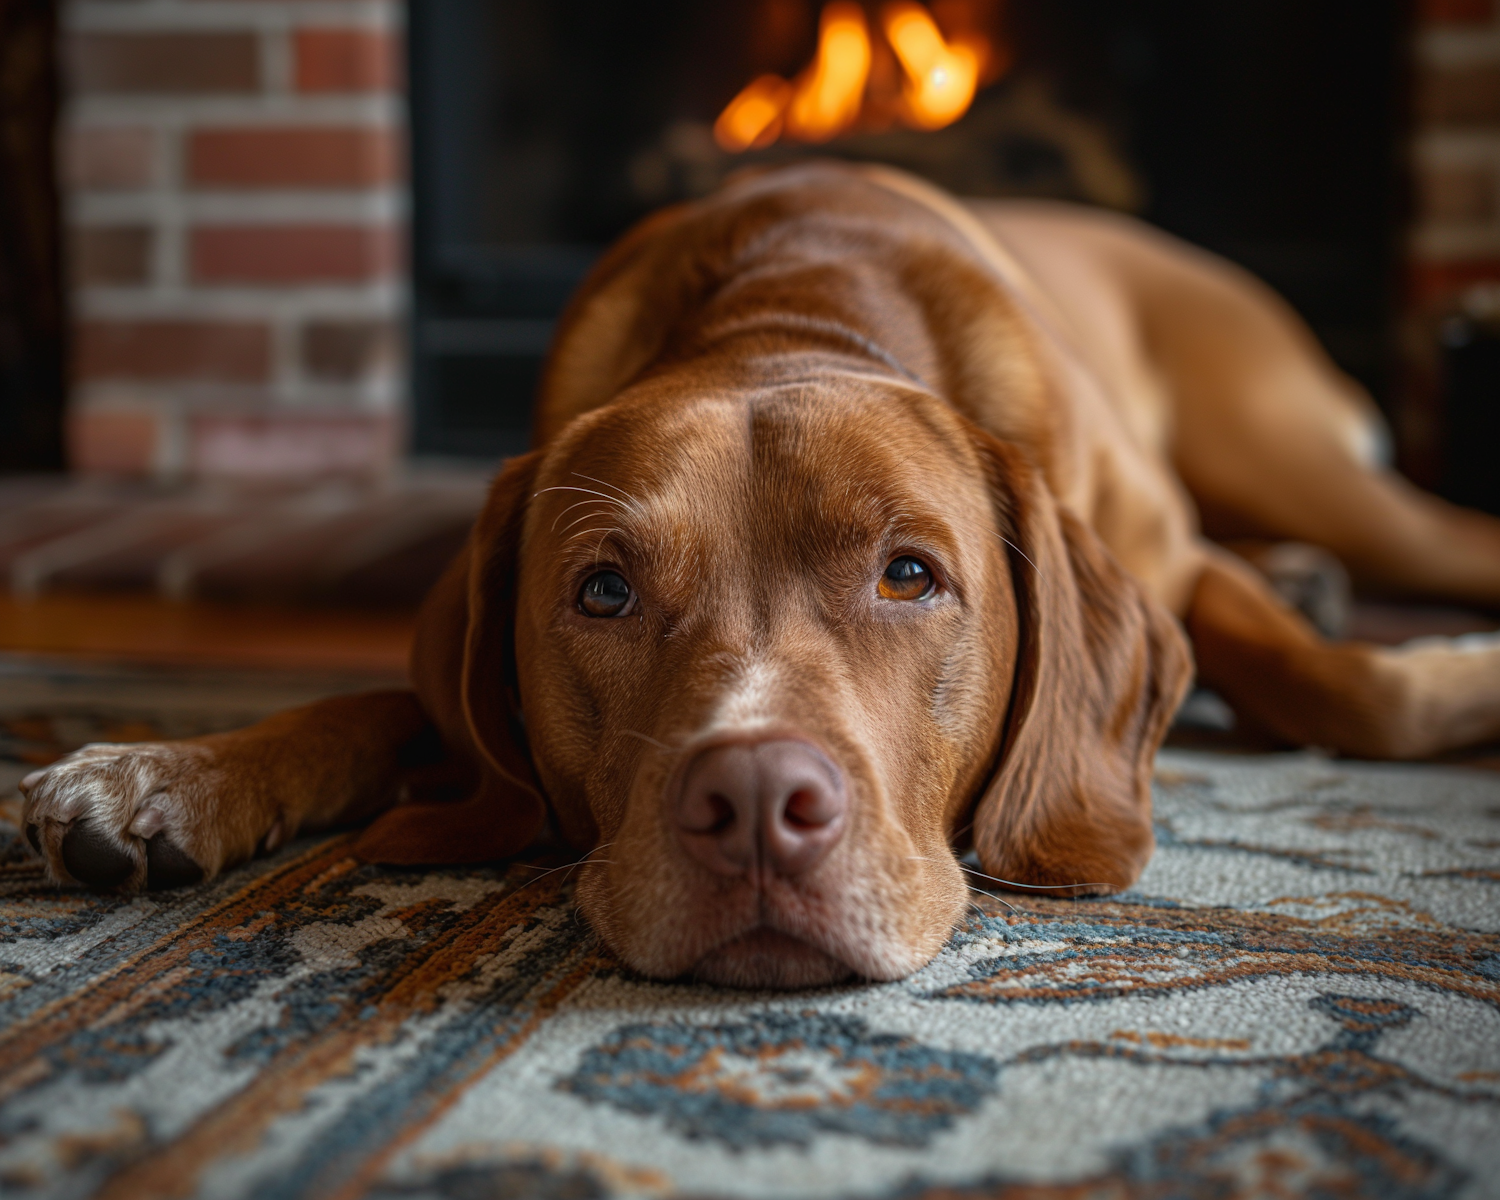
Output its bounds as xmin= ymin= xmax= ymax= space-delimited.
xmin=714 ymin=75 xmax=794 ymax=152
xmin=784 ymin=3 xmax=872 ymax=143
xmin=883 ymin=2 xmax=979 ymax=130
xmin=714 ymin=0 xmax=1000 ymax=153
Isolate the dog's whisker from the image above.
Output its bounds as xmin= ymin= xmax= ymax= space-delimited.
xmin=514 ymin=841 xmax=613 ymax=872
xmin=592 ymin=529 xmax=622 ymax=567
xmin=536 ymin=485 xmax=627 ymax=502
xmin=974 ymin=889 xmax=1020 ymax=915
xmin=552 ymin=498 xmax=617 ymax=532
xmin=968 ymin=890 xmax=1019 ymax=916
xmin=962 ymin=881 xmax=1021 ymax=915
xmin=621 ymin=729 xmax=675 ymax=753
xmin=998 ymin=534 xmax=1043 ymax=579
xmin=513 ymin=858 xmax=586 ymax=879
xmin=959 ymin=863 xmax=1107 ymax=891
xmin=578 ymin=842 xmax=615 ymax=868
xmin=515 ymin=841 xmax=613 ymax=875
xmin=508 ymin=844 xmax=617 ymax=899
xmin=559 ymin=506 xmax=617 ymax=535
xmin=506 ymin=865 xmax=577 ymax=900
xmin=535 ymin=485 xmax=630 ymax=513
xmin=564 ymin=527 xmax=617 ymax=548
xmin=572 ymin=472 xmax=646 ymax=514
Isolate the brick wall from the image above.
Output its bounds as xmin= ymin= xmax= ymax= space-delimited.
xmin=63 ymin=0 xmax=404 ymax=479
xmin=1406 ymin=0 xmax=1500 ymax=478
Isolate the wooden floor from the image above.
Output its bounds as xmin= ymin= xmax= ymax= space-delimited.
xmin=0 ymin=593 xmax=413 ymax=674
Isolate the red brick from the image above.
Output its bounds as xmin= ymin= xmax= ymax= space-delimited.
xmin=1417 ymin=63 xmax=1500 ymax=125
xmin=1408 ymin=258 xmax=1500 ymax=305
xmin=65 ymin=127 xmax=154 ymax=190
xmin=1419 ymin=0 xmax=1494 ymax=22
xmin=189 ymin=411 xmax=397 ymax=478
xmin=294 ymin=28 xmax=400 ymax=93
xmin=191 ymin=225 xmax=400 ymax=284
xmin=68 ymin=409 xmax=160 ymax=475
xmin=76 ymin=320 xmax=271 ymax=382
xmin=71 ymin=226 xmax=154 ymax=286
xmin=69 ymin=33 xmax=260 ymax=94
xmin=188 ymin=127 xmax=400 ymax=189
xmin=301 ymin=319 xmax=399 ymax=381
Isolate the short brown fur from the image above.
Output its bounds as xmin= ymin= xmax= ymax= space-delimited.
xmin=22 ymin=164 xmax=1500 ymax=986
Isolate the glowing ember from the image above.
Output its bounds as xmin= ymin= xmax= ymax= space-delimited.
xmin=713 ymin=0 xmax=1001 ymax=152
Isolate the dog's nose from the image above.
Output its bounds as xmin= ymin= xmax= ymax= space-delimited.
xmin=676 ymin=739 xmax=847 ymax=877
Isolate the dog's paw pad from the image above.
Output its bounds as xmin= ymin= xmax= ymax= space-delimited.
xmin=146 ymin=833 xmax=204 ymax=890
xmin=61 ymin=819 xmax=136 ymax=889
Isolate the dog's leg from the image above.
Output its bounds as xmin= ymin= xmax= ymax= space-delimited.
xmin=1187 ymin=421 xmax=1500 ymax=608
xmin=18 ymin=690 xmax=430 ymax=891
xmin=966 ymin=201 xmax=1500 ymax=606
xmin=1186 ymin=552 xmax=1500 ymax=758
xmin=1143 ymin=236 xmax=1500 ymax=607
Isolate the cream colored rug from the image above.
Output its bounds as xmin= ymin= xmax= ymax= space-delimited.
xmin=1 ymin=657 xmax=1497 ymax=1199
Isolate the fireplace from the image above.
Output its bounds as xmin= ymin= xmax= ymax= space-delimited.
xmin=408 ymin=0 xmax=1410 ymax=459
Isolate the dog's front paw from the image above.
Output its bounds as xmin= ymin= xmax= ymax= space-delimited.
xmin=19 ymin=742 xmax=237 ymax=892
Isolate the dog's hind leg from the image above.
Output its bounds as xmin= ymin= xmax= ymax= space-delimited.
xmin=18 ymin=690 xmax=434 ymax=891
xmin=1186 ymin=551 xmax=1500 ymax=758
xmin=1182 ymin=399 xmax=1500 ymax=609
xmin=1145 ymin=237 xmax=1500 ymax=607
xmin=967 ymin=201 xmax=1500 ymax=607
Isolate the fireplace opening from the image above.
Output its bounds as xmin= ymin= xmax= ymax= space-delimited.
xmin=409 ymin=0 xmax=1409 ymax=459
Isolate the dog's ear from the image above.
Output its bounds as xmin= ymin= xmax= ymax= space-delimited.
xmin=969 ymin=434 xmax=1191 ymax=894
xmin=460 ymin=449 xmax=548 ymax=820
xmin=354 ymin=451 xmax=549 ymax=865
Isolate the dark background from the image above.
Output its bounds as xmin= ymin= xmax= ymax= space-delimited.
xmin=0 ymin=0 xmax=66 ymax=472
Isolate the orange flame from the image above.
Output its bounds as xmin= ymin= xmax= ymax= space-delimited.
xmin=714 ymin=1 xmax=999 ymax=153
xmin=714 ymin=74 xmax=794 ymax=152
xmin=882 ymin=1 xmax=979 ymax=130
xmin=783 ymin=2 xmax=872 ymax=143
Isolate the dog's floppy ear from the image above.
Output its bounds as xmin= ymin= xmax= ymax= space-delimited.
xmin=354 ymin=451 xmax=549 ymax=865
xmin=460 ymin=449 xmax=548 ymax=823
xmin=970 ymin=434 xmax=1191 ymax=894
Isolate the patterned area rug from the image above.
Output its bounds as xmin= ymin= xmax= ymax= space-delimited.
xmin=1 ymin=657 xmax=1498 ymax=1200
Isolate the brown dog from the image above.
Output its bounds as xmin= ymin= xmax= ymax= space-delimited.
xmin=20 ymin=163 xmax=1500 ymax=987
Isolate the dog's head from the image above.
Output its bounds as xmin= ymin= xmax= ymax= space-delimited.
xmin=451 ymin=369 xmax=1188 ymax=987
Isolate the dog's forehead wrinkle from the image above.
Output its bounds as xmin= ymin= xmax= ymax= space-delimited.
xmin=747 ymin=399 xmax=976 ymax=519
xmin=558 ymin=382 xmax=981 ymax=566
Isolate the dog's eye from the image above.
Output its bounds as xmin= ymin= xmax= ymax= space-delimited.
xmin=579 ymin=570 xmax=634 ymax=617
xmin=879 ymin=556 xmax=934 ymax=601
